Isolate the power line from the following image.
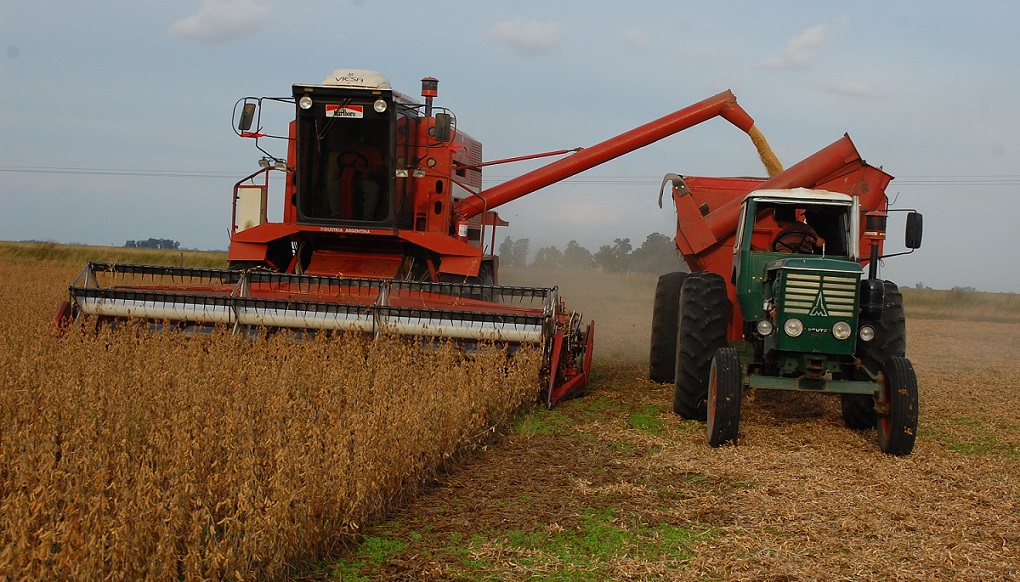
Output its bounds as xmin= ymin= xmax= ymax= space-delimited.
xmin=3 ymin=165 xmax=1019 ymax=186
xmin=0 ymin=166 xmax=239 ymax=179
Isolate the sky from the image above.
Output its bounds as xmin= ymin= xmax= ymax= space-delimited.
xmin=1 ymin=1 xmax=1018 ymax=292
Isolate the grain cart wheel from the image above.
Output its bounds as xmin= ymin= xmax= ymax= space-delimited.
xmin=844 ymin=281 xmax=906 ymax=430
xmin=877 ymin=356 xmax=918 ymax=456
xmin=674 ymin=271 xmax=730 ymax=420
xmin=649 ymin=272 xmax=686 ymax=383
xmin=707 ymin=347 xmax=742 ymax=447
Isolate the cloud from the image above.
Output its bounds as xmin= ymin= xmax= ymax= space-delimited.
xmin=168 ymin=0 xmax=270 ymax=45
xmin=680 ymin=46 xmax=718 ymax=60
xmin=822 ymin=77 xmax=886 ymax=98
xmin=759 ymin=23 xmax=835 ymax=69
xmin=620 ymin=29 xmax=650 ymax=49
xmin=487 ymin=18 xmax=566 ymax=57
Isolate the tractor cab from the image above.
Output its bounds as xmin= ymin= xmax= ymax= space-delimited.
xmin=732 ymin=190 xmax=861 ymax=327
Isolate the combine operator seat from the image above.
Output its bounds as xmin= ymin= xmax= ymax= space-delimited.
xmin=296 ymin=104 xmax=392 ymax=224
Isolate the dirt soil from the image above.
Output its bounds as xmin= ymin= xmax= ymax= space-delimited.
xmin=316 ymin=285 xmax=1020 ymax=582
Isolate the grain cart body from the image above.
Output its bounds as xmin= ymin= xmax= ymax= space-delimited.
xmin=651 ymin=133 xmax=924 ymax=454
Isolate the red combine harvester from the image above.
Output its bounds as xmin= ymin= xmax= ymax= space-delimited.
xmin=56 ymin=69 xmax=801 ymax=407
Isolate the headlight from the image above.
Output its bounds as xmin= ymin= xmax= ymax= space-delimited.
xmin=756 ymin=320 xmax=774 ymax=336
xmin=832 ymin=321 xmax=852 ymax=340
xmin=299 ymin=95 xmax=313 ymax=110
xmin=373 ymin=99 xmax=388 ymax=113
xmin=784 ymin=318 xmax=804 ymax=337
xmin=859 ymin=325 xmax=876 ymax=342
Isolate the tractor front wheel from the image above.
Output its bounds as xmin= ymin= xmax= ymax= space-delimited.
xmin=707 ymin=347 xmax=742 ymax=447
xmin=877 ymin=356 xmax=918 ymax=456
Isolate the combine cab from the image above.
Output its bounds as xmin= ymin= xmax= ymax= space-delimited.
xmin=55 ymin=70 xmax=800 ymax=407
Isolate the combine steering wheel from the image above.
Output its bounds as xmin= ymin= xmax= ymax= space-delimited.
xmin=336 ymin=150 xmax=370 ymax=173
xmin=771 ymin=229 xmax=819 ymax=254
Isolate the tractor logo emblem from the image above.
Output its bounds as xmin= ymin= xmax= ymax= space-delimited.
xmin=809 ymin=291 xmax=829 ymax=317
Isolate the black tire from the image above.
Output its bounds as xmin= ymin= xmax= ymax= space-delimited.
xmin=857 ymin=281 xmax=906 ymax=377
xmin=877 ymin=356 xmax=918 ymax=456
xmin=840 ymin=394 xmax=877 ymax=430
xmin=440 ymin=262 xmax=495 ymax=300
xmin=845 ymin=281 xmax=906 ymax=430
xmin=649 ymin=272 xmax=686 ymax=382
xmin=707 ymin=347 xmax=742 ymax=447
xmin=674 ymin=272 xmax=730 ymax=420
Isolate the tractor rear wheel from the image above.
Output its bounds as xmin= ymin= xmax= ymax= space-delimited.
xmin=877 ymin=356 xmax=918 ymax=455
xmin=841 ymin=394 xmax=877 ymax=430
xmin=649 ymin=272 xmax=686 ymax=383
xmin=674 ymin=271 xmax=730 ymax=420
xmin=858 ymin=281 xmax=906 ymax=375
xmin=844 ymin=281 xmax=906 ymax=430
xmin=707 ymin=347 xmax=742 ymax=447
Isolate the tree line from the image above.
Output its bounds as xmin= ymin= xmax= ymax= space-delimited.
xmin=498 ymin=233 xmax=686 ymax=274
xmin=125 ymin=238 xmax=180 ymax=250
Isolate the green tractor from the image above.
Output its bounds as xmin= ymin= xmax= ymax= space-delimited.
xmin=650 ymin=140 xmax=923 ymax=455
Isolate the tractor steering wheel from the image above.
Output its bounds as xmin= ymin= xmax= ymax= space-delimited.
xmin=772 ymin=229 xmax=819 ymax=254
xmin=336 ymin=150 xmax=370 ymax=173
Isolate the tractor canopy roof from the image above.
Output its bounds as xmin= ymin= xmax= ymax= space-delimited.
xmin=745 ymin=188 xmax=852 ymax=207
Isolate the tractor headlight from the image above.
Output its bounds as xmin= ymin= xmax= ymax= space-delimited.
xmin=373 ymin=99 xmax=388 ymax=113
xmin=859 ymin=325 xmax=876 ymax=342
xmin=832 ymin=321 xmax=852 ymax=340
xmin=784 ymin=318 xmax=804 ymax=338
xmin=299 ymin=95 xmax=313 ymax=110
xmin=756 ymin=319 xmax=774 ymax=336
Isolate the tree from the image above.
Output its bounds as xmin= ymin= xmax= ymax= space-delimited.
xmin=499 ymin=236 xmax=514 ymax=260
xmin=498 ymin=236 xmax=530 ymax=268
xmin=594 ymin=238 xmax=631 ymax=272
xmin=126 ymin=238 xmax=180 ymax=250
xmin=532 ymin=245 xmax=563 ymax=269
xmin=629 ymin=232 xmax=684 ymax=274
xmin=561 ymin=240 xmax=596 ymax=270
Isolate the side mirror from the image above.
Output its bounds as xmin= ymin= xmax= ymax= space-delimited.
xmin=905 ymin=211 xmax=923 ymax=249
xmin=238 ymin=102 xmax=257 ymax=132
xmin=434 ymin=112 xmax=452 ymax=142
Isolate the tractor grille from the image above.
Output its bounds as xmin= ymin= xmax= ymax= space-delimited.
xmin=782 ymin=272 xmax=858 ymax=318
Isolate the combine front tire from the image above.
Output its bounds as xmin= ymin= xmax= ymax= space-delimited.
xmin=877 ymin=356 xmax=918 ymax=456
xmin=649 ymin=272 xmax=686 ymax=383
xmin=674 ymin=272 xmax=730 ymax=420
xmin=707 ymin=347 xmax=742 ymax=447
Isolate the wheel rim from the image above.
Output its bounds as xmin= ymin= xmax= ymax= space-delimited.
xmin=877 ymin=375 xmax=892 ymax=443
xmin=707 ymin=362 xmax=718 ymax=432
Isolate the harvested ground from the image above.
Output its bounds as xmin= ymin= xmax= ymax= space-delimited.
xmin=320 ymin=273 xmax=1020 ymax=581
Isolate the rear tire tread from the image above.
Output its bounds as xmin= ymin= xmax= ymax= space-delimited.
xmin=674 ymin=272 xmax=730 ymax=420
xmin=649 ymin=272 xmax=686 ymax=383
